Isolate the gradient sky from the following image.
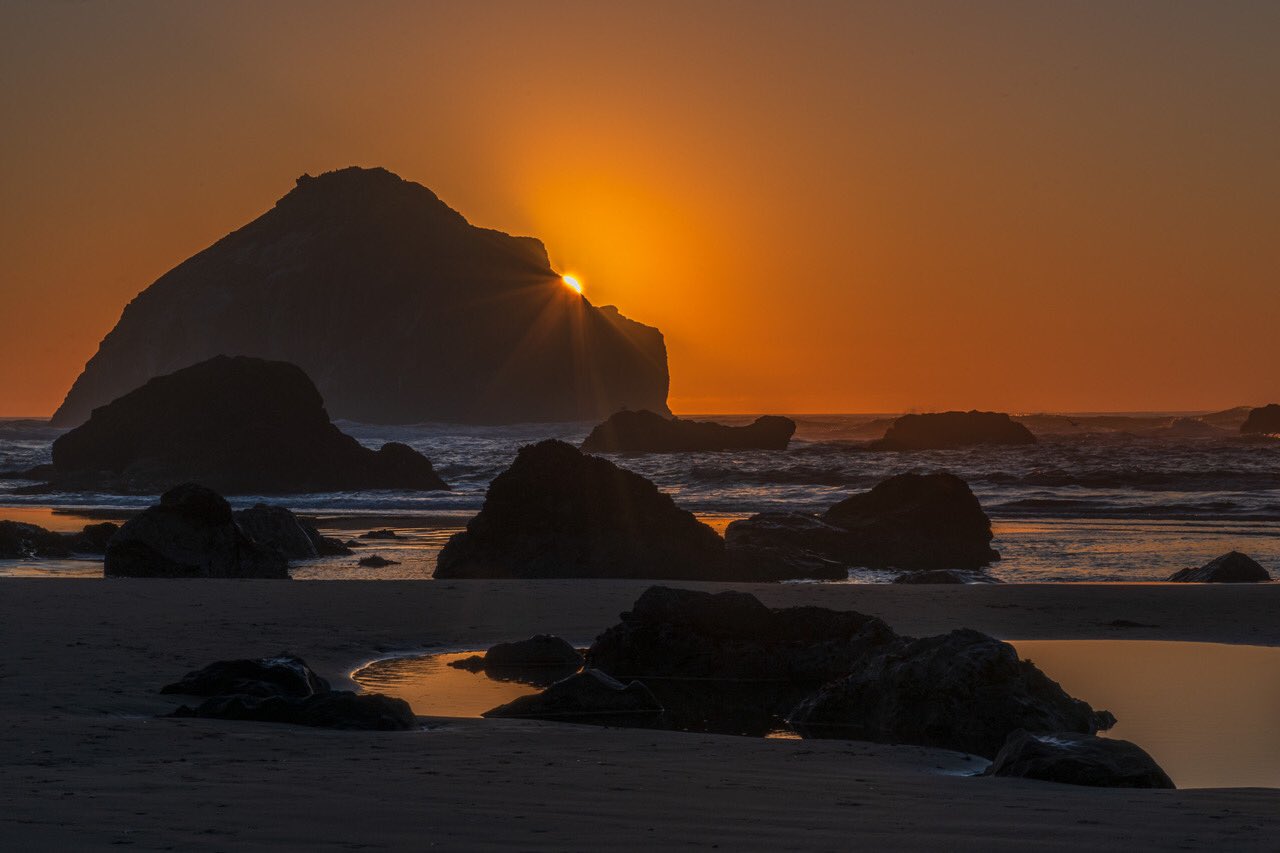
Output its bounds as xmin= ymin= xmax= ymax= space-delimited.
xmin=2 ymin=1 xmax=1277 ymax=416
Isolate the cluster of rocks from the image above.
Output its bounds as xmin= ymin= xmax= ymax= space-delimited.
xmin=25 ymin=355 xmax=448 ymax=495
xmin=0 ymin=519 xmax=118 ymax=559
xmin=162 ymin=655 xmax=415 ymax=730
xmin=581 ymin=409 xmax=796 ymax=452
xmin=475 ymin=587 xmax=1168 ymax=787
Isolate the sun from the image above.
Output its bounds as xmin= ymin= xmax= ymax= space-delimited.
xmin=561 ymin=274 xmax=583 ymax=294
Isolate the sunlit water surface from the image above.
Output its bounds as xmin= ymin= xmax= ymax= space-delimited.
xmin=354 ymin=641 xmax=1280 ymax=789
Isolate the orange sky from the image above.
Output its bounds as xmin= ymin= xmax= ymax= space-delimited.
xmin=2 ymin=2 xmax=1277 ymax=416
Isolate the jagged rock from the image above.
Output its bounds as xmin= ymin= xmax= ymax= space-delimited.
xmin=893 ymin=569 xmax=1003 ymax=584
xmin=586 ymin=586 xmax=897 ymax=682
xmin=787 ymin=628 xmax=1114 ymax=758
xmin=1240 ymin=404 xmax=1280 ymax=435
xmin=357 ymin=554 xmax=400 ymax=568
xmin=51 ymin=166 xmax=670 ymax=427
xmin=104 ymin=484 xmax=289 ymax=579
xmin=482 ymin=635 xmax=584 ymax=669
xmin=0 ymin=521 xmax=71 ymax=559
xmin=40 ymin=356 xmax=448 ymax=495
xmin=1166 ymin=551 xmax=1271 ymax=583
xmin=723 ymin=513 xmax=850 ymax=581
xmin=161 ymin=655 xmax=329 ymax=698
xmin=434 ymin=440 xmax=726 ymax=580
xmin=822 ymin=473 xmax=999 ymax=571
xmin=985 ymin=729 xmax=1175 ymax=788
xmin=360 ymin=529 xmax=401 ymax=540
xmin=482 ymin=669 xmax=663 ymax=722
xmin=581 ymin=409 xmax=795 ymax=452
xmin=871 ymin=411 xmax=1037 ymax=450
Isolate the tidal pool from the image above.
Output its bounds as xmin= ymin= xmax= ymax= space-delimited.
xmin=354 ymin=641 xmax=1280 ymax=789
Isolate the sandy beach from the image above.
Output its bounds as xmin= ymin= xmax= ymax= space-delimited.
xmin=2 ymin=579 xmax=1277 ymax=851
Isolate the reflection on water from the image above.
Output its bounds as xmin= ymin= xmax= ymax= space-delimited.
xmin=358 ymin=641 xmax=1280 ymax=789
xmin=1010 ymin=640 xmax=1280 ymax=789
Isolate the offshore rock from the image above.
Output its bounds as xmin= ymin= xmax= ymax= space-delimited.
xmin=1240 ymin=403 xmax=1280 ymax=435
xmin=434 ymin=440 xmax=727 ymax=580
xmin=52 ymin=166 xmax=669 ymax=427
xmin=871 ymin=410 xmax=1037 ymax=450
xmin=43 ymin=356 xmax=447 ymax=494
xmin=581 ymin=409 xmax=795 ymax=452
xmin=1166 ymin=551 xmax=1271 ymax=583
xmin=104 ymin=484 xmax=289 ymax=579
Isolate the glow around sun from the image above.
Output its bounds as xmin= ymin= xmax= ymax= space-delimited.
xmin=562 ymin=274 xmax=583 ymax=294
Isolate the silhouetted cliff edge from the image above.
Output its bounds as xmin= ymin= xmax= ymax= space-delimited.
xmin=52 ymin=167 xmax=670 ymax=426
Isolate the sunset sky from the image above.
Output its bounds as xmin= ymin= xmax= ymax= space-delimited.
xmin=2 ymin=1 xmax=1277 ymax=416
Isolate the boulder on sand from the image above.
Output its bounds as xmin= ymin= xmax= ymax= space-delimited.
xmin=984 ymin=729 xmax=1175 ymax=789
xmin=871 ymin=410 xmax=1037 ymax=450
xmin=723 ymin=513 xmax=851 ymax=581
xmin=1240 ymin=404 xmax=1280 ymax=435
xmin=40 ymin=355 xmax=448 ymax=495
xmin=433 ymin=440 xmax=727 ymax=580
xmin=481 ymin=635 xmax=584 ymax=669
xmin=104 ymin=483 xmax=289 ymax=579
xmin=483 ymin=669 xmax=663 ymax=722
xmin=163 ymin=654 xmax=414 ymax=730
xmin=1166 ymin=551 xmax=1271 ymax=583
xmin=787 ymin=628 xmax=1114 ymax=758
xmin=581 ymin=409 xmax=796 ymax=452
xmin=233 ymin=504 xmax=352 ymax=560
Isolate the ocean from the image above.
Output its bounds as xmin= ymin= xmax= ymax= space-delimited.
xmin=3 ymin=414 xmax=1278 ymax=582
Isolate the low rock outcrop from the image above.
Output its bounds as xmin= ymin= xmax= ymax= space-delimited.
xmin=985 ymin=729 xmax=1175 ymax=788
xmin=723 ymin=513 xmax=851 ymax=581
xmin=0 ymin=520 xmax=121 ymax=559
xmin=1166 ymin=551 xmax=1271 ymax=583
xmin=482 ymin=635 xmax=584 ymax=669
xmin=357 ymin=555 xmax=400 ymax=568
xmin=1240 ymin=404 xmax=1280 ymax=435
xmin=233 ymin=504 xmax=351 ymax=560
xmin=104 ymin=484 xmax=289 ymax=579
xmin=163 ymin=654 xmax=415 ymax=730
xmin=893 ymin=569 xmax=1003 ymax=584
xmin=581 ymin=409 xmax=796 ymax=452
xmin=787 ymin=628 xmax=1114 ymax=758
xmin=483 ymin=669 xmax=663 ymax=722
xmin=434 ymin=440 xmax=727 ymax=580
xmin=40 ymin=355 xmax=448 ymax=494
xmin=872 ymin=411 xmax=1037 ymax=450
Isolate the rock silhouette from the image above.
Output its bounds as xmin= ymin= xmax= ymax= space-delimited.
xmin=722 ymin=513 xmax=851 ymax=581
xmin=1166 ymin=551 xmax=1271 ymax=583
xmin=233 ymin=504 xmax=351 ymax=560
xmin=872 ymin=410 xmax=1037 ymax=450
xmin=104 ymin=484 xmax=289 ymax=579
xmin=985 ymin=729 xmax=1175 ymax=788
xmin=51 ymin=166 xmax=669 ymax=427
xmin=43 ymin=356 xmax=447 ymax=494
xmin=581 ymin=409 xmax=796 ymax=452
xmin=483 ymin=669 xmax=663 ymax=722
xmin=893 ymin=569 xmax=1002 ymax=584
xmin=434 ymin=440 xmax=727 ymax=580
xmin=1240 ymin=404 xmax=1280 ymax=434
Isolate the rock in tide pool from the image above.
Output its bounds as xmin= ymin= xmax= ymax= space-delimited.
xmin=787 ymin=628 xmax=1114 ymax=758
xmin=1166 ymin=551 xmax=1271 ymax=583
xmin=985 ymin=729 xmax=1175 ymax=789
xmin=871 ymin=410 xmax=1037 ymax=450
xmin=1240 ymin=403 xmax=1280 ymax=435
xmin=581 ymin=409 xmax=796 ymax=452
xmin=481 ymin=635 xmax=584 ymax=669
xmin=104 ymin=484 xmax=289 ymax=579
xmin=433 ymin=440 xmax=727 ymax=580
xmin=41 ymin=355 xmax=448 ymax=495
xmin=51 ymin=166 xmax=670 ymax=428
xmin=163 ymin=654 xmax=416 ymax=730
xmin=483 ymin=669 xmax=662 ymax=721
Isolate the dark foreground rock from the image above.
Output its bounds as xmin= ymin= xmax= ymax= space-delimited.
xmin=893 ymin=569 xmax=1003 ymax=584
xmin=1167 ymin=551 xmax=1271 ymax=583
xmin=233 ymin=504 xmax=351 ymax=560
xmin=985 ymin=729 xmax=1175 ymax=788
xmin=871 ymin=410 xmax=1037 ymax=450
xmin=41 ymin=355 xmax=448 ymax=494
xmin=1240 ymin=403 xmax=1280 ymax=435
xmin=581 ymin=409 xmax=796 ymax=452
xmin=104 ymin=484 xmax=289 ymax=579
xmin=723 ymin=513 xmax=851 ymax=581
xmin=483 ymin=669 xmax=663 ymax=722
xmin=821 ymin=473 xmax=1000 ymax=571
xmin=51 ymin=166 xmax=670 ymax=428
xmin=66 ymin=522 xmax=120 ymax=554
xmin=787 ymin=628 xmax=1114 ymax=758
xmin=482 ymin=635 xmax=584 ymax=668
xmin=163 ymin=654 xmax=415 ymax=730
xmin=434 ymin=440 xmax=727 ymax=580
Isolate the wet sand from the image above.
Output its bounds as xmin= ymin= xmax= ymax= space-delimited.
xmin=2 ymin=579 xmax=1277 ymax=850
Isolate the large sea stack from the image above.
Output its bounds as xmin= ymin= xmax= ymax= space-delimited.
xmin=51 ymin=167 xmax=670 ymax=427
xmin=44 ymin=356 xmax=447 ymax=494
